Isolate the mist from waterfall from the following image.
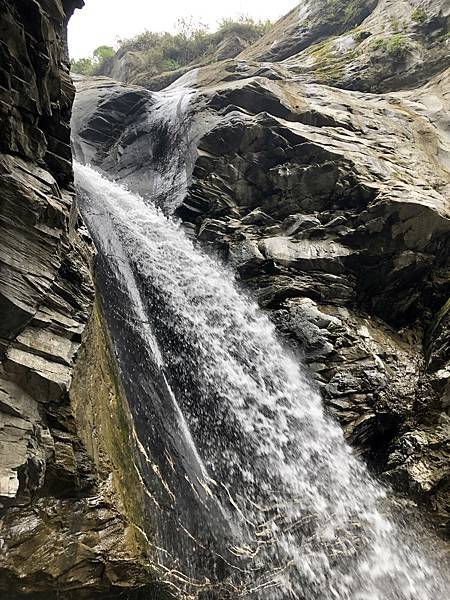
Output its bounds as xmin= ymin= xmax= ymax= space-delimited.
xmin=74 ymin=161 xmax=447 ymax=600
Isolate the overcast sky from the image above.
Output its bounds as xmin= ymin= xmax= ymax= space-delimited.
xmin=68 ymin=0 xmax=297 ymax=58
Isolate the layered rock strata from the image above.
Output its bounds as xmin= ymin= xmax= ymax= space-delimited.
xmin=0 ymin=2 xmax=159 ymax=597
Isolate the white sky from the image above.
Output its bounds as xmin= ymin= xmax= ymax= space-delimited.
xmin=68 ymin=0 xmax=297 ymax=58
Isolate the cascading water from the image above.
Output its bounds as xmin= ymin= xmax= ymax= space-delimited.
xmin=75 ymin=159 xmax=448 ymax=600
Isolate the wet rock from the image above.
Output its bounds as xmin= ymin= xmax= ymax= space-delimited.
xmin=0 ymin=1 xmax=160 ymax=597
xmin=212 ymin=35 xmax=251 ymax=62
xmin=73 ymin=64 xmax=450 ymax=535
xmin=259 ymin=236 xmax=354 ymax=273
xmin=198 ymin=218 xmax=229 ymax=241
xmin=282 ymin=214 xmax=322 ymax=236
xmin=385 ymin=424 xmax=450 ymax=537
xmin=241 ymin=208 xmax=276 ymax=225
xmin=0 ymin=0 xmax=93 ymax=513
xmin=227 ymin=239 xmax=274 ymax=278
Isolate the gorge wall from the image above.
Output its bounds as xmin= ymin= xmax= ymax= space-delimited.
xmin=0 ymin=2 xmax=160 ymax=598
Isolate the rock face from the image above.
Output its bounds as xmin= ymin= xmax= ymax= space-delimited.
xmin=99 ymin=1 xmax=450 ymax=94
xmin=239 ymin=0 xmax=379 ymax=62
xmin=0 ymin=0 xmax=87 ymax=515
xmin=98 ymin=32 xmax=265 ymax=92
xmin=282 ymin=0 xmax=450 ymax=92
xmin=0 ymin=2 xmax=159 ymax=598
xmin=73 ymin=45 xmax=450 ymax=539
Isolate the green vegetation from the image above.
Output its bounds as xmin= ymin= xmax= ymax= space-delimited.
xmin=386 ymin=34 xmax=410 ymax=57
xmin=344 ymin=0 xmax=362 ymax=22
xmin=70 ymin=57 xmax=95 ymax=75
xmin=353 ymin=29 xmax=370 ymax=43
xmin=71 ymin=44 xmax=115 ymax=75
xmin=370 ymin=38 xmax=385 ymax=51
xmin=411 ymin=7 xmax=427 ymax=23
xmin=122 ymin=16 xmax=271 ymax=75
xmin=215 ymin=16 xmax=271 ymax=40
xmin=326 ymin=0 xmax=367 ymax=25
xmin=71 ymin=16 xmax=271 ymax=77
xmin=93 ymin=44 xmax=116 ymax=62
xmin=307 ymin=38 xmax=358 ymax=84
xmin=370 ymin=34 xmax=411 ymax=59
xmin=70 ymin=303 xmax=151 ymax=560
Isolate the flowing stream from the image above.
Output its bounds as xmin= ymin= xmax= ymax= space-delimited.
xmin=74 ymin=159 xmax=447 ymax=600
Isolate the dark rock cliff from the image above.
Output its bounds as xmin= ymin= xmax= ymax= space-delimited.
xmin=0 ymin=2 xmax=160 ymax=598
xmin=0 ymin=0 xmax=89 ymax=518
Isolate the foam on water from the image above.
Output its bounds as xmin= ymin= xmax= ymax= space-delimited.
xmin=75 ymin=161 xmax=448 ymax=599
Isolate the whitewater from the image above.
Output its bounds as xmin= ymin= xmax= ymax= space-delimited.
xmin=75 ymin=161 xmax=448 ymax=599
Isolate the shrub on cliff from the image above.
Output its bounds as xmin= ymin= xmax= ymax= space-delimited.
xmin=72 ymin=16 xmax=271 ymax=78
xmin=213 ymin=16 xmax=271 ymax=43
xmin=71 ymin=45 xmax=115 ymax=75
xmin=386 ymin=34 xmax=410 ymax=57
xmin=71 ymin=56 xmax=95 ymax=75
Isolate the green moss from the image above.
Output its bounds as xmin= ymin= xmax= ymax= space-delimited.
xmin=97 ymin=304 xmax=149 ymax=537
xmin=411 ymin=7 xmax=427 ymax=23
xmin=369 ymin=33 xmax=412 ymax=62
xmin=353 ymin=29 xmax=370 ymax=43
xmin=326 ymin=0 xmax=368 ymax=26
xmin=386 ymin=34 xmax=410 ymax=57
xmin=71 ymin=302 xmax=152 ymax=559
xmin=307 ymin=38 xmax=358 ymax=84
xmin=370 ymin=38 xmax=385 ymax=51
xmin=310 ymin=39 xmax=335 ymax=60
xmin=309 ymin=40 xmax=342 ymax=80
xmin=344 ymin=2 xmax=358 ymax=21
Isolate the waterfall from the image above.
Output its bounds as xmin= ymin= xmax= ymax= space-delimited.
xmin=74 ymin=161 xmax=447 ymax=600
